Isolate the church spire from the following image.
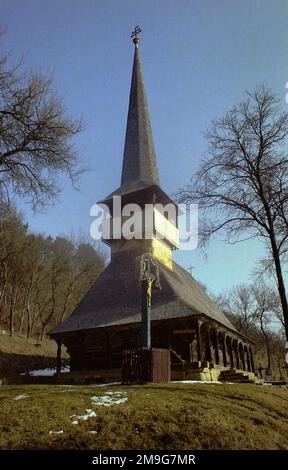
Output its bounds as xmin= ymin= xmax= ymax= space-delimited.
xmin=120 ymin=27 xmax=160 ymax=193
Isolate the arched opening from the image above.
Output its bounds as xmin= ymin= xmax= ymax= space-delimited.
xmin=244 ymin=345 xmax=251 ymax=371
xmin=200 ymin=323 xmax=211 ymax=362
xmin=225 ymin=336 xmax=233 ymax=368
xmin=170 ymin=329 xmax=192 ymax=362
xmin=209 ymin=327 xmax=219 ymax=365
xmin=238 ymin=343 xmax=245 ymax=371
xmin=249 ymin=346 xmax=255 ymax=372
xmin=232 ymin=339 xmax=240 ymax=369
xmin=218 ymin=331 xmax=227 ymax=367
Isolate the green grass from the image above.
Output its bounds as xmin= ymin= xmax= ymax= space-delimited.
xmin=0 ymin=383 xmax=288 ymax=450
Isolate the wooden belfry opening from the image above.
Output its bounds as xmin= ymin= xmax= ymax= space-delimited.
xmin=122 ymin=253 xmax=171 ymax=384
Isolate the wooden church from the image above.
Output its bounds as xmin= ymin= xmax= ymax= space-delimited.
xmin=50 ymin=31 xmax=255 ymax=381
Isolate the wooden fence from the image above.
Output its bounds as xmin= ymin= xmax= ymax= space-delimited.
xmin=122 ymin=348 xmax=170 ymax=384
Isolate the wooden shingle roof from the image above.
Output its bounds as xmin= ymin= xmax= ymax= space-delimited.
xmin=120 ymin=44 xmax=160 ymax=194
xmin=50 ymin=249 xmax=240 ymax=337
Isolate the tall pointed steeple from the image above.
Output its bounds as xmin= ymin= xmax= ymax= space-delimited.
xmin=120 ymin=32 xmax=160 ymax=193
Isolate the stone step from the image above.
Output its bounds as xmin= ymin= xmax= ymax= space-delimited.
xmin=219 ymin=369 xmax=256 ymax=383
xmin=220 ymin=370 xmax=244 ymax=375
xmin=219 ymin=378 xmax=251 ymax=382
xmin=219 ymin=373 xmax=246 ymax=378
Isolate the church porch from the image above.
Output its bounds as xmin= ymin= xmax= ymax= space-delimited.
xmin=53 ymin=316 xmax=255 ymax=383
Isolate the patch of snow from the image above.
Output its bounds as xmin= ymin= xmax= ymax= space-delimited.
xmin=90 ymin=381 xmax=122 ymax=387
xmin=14 ymin=394 xmax=29 ymax=400
xmin=91 ymin=394 xmax=128 ymax=407
xmin=49 ymin=429 xmax=64 ymax=435
xmin=70 ymin=409 xmax=97 ymax=422
xmin=21 ymin=366 xmax=69 ymax=376
xmin=89 ymin=430 xmax=97 ymax=434
xmin=172 ymin=380 xmax=223 ymax=384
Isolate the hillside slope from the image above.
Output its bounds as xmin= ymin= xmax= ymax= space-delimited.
xmin=0 ymin=334 xmax=68 ymax=376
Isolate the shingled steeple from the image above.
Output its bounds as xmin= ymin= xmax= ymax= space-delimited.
xmin=120 ymin=35 xmax=160 ymax=193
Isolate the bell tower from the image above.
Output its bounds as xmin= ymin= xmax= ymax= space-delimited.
xmin=99 ymin=27 xmax=179 ymax=270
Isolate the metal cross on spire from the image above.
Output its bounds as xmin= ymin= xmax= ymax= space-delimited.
xmin=131 ymin=25 xmax=142 ymax=48
xmin=187 ymin=265 xmax=195 ymax=275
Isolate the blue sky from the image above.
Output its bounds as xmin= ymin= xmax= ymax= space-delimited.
xmin=1 ymin=0 xmax=288 ymax=293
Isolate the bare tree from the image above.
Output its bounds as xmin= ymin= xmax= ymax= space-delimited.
xmin=252 ymin=284 xmax=280 ymax=373
xmin=216 ymin=284 xmax=258 ymax=337
xmin=0 ymin=33 xmax=83 ymax=208
xmin=0 ymin=205 xmax=106 ymax=337
xmin=216 ymin=282 xmax=284 ymax=375
xmin=178 ymin=85 xmax=288 ymax=342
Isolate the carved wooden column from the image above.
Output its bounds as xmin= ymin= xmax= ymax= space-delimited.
xmin=241 ymin=344 xmax=246 ymax=371
xmin=215 ymin=330 xmax=220 ymax=365
xmin=196 ymin=320 xmax=202 ymax=362
xmin=222 ymin=334 xmax=227 ymax=367
xmin=249 ymin=347 xmax=255 ymax=372
xmin=206 ymin=327 xmax=212 ymax=362
xmin=56 ymin=339 xmax=62 ymax=375
xmin=228 ymin=338 xmax=234 ymax=368
xmin=246 ymin=347 xmax=251 ymax=372
xmin=235 ymin=341 xmax=240 ymax=370
xmin=106 ymin=331 xmax=112 ymax=369
xmin=81 ymin=334 xmax=87 ymax=371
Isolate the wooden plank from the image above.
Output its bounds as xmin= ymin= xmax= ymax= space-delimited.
xmin=173 ymin=329 xmax=195 ymax=334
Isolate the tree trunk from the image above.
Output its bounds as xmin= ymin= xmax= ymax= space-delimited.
xmin=9 ymin=283 xmax=19 ymax=336
xmin=41 ymin=325 xmax=46 ymax=341
xmin=19 ymin=308 xmax=25 ymax=335
xmin=259 ymin=313 xmax=271 ymax=372
xmin=19 ymin=292 xmax=27 ymax=335
xmin=267 ymin=220 xmax=288 ymax=342
xmin=273 ymin=249 xmax=288 ymax=341
xmin=266 ymin=340 xmax=271 ymax=372
xmin=0 ymin=264 xmax=8 ymax=328
xmin=26 ymin=299 xmax=32 ymax=338
xmin=9 ymin=292 xmax=14 ymax=336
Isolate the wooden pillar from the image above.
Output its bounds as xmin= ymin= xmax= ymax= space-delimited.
xmin=241 ymin=345 xmax=246 ymax=371
xmin=245 ymin=347 xmax=251 ymax=372
xmin=206 ymin=327 xmax=211 ymax=362
xmin=235 ymin=341 xmax=240 ymax=370
xmin=215 ymin=330 xmax=220 ymax=365
xmin=106 ymin=331 xmax=112 ymax=369
xmin=56 ymin=339 xmax=62 ymax=375
xmin=81 ymin=334 xmax=87 ymax=371
xmin=229 ymin=338 xmax=234 ymax=368
xmin=222 ymin=334 xmax=227 ymax=367
xmin=196 ymin=320 xmax=202 ymax=362
xmin=249 ymin=347 xmax=255 ymax=372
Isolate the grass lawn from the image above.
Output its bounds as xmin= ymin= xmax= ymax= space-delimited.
xmin=0 ymin=382 xmax=288 ymax=450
